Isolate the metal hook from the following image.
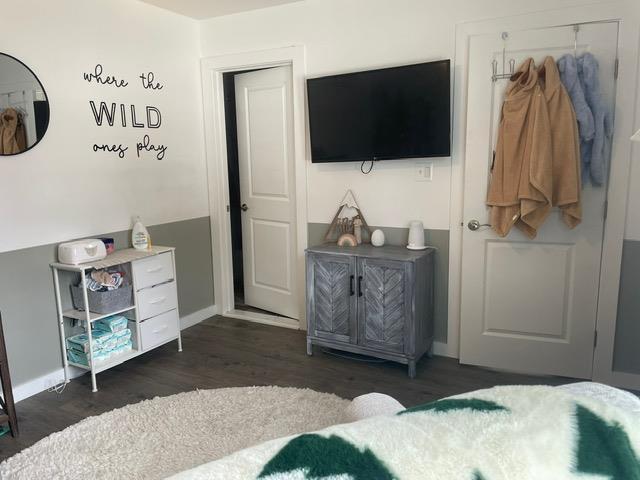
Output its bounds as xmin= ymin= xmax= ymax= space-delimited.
xmin=573 ymin=24 xmax=580 ymax=57
xmin=491 ymin=32 xmax=515 ymax=82
xmin=501 ymin=32 xmax=509 ymax=75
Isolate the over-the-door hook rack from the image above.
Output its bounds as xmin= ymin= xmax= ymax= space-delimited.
xmin=491 ymin=31 xmax=516 ymax=82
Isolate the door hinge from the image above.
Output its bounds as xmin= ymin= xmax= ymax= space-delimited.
xmin=603 ymin=200 xmax=608 ymax=220
xmin=226 ymin=205 xmax=230 ymax=213
xmin=594 ymin=330 xmax=598 ymax=348
xmin=614 ymin=58 xmax=619 ymax=80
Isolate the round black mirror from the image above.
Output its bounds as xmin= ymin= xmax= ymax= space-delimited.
xmin=0 ymin=53 xmax=50 ymax=155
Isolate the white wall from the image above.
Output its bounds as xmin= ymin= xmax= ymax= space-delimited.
xmin=0 ymin=0 xmax=207 ymax=253
xmin=625 ymin=32 xmax=640 ymax=241
xmin=199 ymin=0 xmax=618 ymax=231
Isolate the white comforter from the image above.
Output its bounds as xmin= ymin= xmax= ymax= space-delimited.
xmin=169 ymin=384 xmax=640 ymax=480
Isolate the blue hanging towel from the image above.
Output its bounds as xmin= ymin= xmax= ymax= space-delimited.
xmin=557 ymin=54 xmax=594 ymax=186
xmin=577 ymin=52 xmax=613 ymax=186
xmin=557 ymin=54 xmax=595 ymax=143
xmin=557 ymin=53 xmax=613 ymax=187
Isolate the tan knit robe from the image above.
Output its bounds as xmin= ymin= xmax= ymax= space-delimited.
xmin=537 ymin=56 xmax=582 ymax=229
xmin=487 ymin=58 xmax=552 ymax=238
xmin=0 ymin=108 xmax=27 ymax=155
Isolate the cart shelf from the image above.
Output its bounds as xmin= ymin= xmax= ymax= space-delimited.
xmin=63 ymin=305 xmax=136 ymax=323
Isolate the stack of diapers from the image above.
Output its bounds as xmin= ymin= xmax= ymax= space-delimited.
xmin=66 ymin=315 xmax=133 ymax=367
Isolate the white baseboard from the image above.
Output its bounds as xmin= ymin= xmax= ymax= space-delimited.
xmin=12 ymin=369 xmax=66 ymax=403
xmin=433 ymin=340 xmax=457 ymax=359
xmin=180 ymin=304 xmax=218 ymax=330
xmin=222 ymin=309 xmax=300 ymax=330
xmin=11 ymin=305 xmax=218 ymax=403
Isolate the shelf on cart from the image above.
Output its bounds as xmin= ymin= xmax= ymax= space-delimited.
xmin=68 ymin=348 xmax=141 ymax=373
xmin=63 ymin=305 xmax=136 ymax=322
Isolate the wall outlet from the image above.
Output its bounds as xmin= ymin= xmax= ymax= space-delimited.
xmin=415 ymin=162 xmax=433 ymax=182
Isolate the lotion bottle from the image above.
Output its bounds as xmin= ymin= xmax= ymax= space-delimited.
xmin=132 ymin=216 xmax=150 ymax=250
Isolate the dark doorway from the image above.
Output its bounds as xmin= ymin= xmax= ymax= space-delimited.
xmin=222 ymin=71 xmax=245 ymax=306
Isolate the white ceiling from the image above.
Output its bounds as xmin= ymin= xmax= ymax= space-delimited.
xmin=139 ymin=0 xmax=305 ymax=19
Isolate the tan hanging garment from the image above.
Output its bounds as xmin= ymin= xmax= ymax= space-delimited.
xmin=0 ymin=108 xmax=27 ymax=154
xmin=537 ymin=56 xmax=582 ymax=229
xmin=487 ymin=58 xmax=552 ymax=238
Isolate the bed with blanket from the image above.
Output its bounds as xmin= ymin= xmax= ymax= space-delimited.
xmin=170 ymin=383 xmax=640 ymax=480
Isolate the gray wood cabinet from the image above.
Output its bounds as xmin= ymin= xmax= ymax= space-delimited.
xmin=306 ymin=245 xmax=434 ymax=378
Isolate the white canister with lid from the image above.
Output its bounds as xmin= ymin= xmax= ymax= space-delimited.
xmin=407 ymin=221 xmax=427 ymax=250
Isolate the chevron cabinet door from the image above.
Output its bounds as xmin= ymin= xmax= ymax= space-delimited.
xmin=307 ymin=253 xmax=357 ymax=344
xmin=357 ymin=258 xmax=411 ymax=354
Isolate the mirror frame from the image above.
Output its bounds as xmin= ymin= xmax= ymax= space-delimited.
xmin=0 ymin=51 xmax=50 ymax=156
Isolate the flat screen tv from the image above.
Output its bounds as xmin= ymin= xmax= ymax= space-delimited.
xmin=307 ymin=60 xmax=451 ymax=163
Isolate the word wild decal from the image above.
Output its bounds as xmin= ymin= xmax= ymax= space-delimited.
xmin=85 ymin=64 xmax=167 ymax=160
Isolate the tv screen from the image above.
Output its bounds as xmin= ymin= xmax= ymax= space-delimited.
xmin=307 ymin=60 xmax=451 ymax=163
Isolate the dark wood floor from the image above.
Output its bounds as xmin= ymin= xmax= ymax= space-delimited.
xmin=0 ymin=316 xmax=575 ymax=461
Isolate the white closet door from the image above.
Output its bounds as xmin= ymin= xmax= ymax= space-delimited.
xmin=235 ymin=66 xmax=298 ymax=319
xmin=459 ymin=22 xmax=618 ymax=378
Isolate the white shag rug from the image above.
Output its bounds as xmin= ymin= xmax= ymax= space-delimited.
xmin=0 ymin=386 xmax=348 ymax=480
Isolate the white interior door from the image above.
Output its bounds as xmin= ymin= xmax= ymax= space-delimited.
xmin=459 ymin=22 xmax=618 ymax=378
xmin=235 ymin=66 xmax=298 ymax=319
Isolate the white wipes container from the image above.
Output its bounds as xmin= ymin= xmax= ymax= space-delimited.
xmin=58 ymin=239 xmax=107 ymax=265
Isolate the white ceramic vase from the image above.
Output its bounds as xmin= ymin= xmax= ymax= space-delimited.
xmin=371 ymin=229 xmax=385 ymax=247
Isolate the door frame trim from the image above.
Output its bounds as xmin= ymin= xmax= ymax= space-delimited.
xmin=201 ymin=46 xmax=308 ymax=329
xmin=451 ymin=3 xmax=640 ymax=388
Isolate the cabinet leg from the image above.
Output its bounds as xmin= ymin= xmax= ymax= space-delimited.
xmin=427 ymin=344 xmax=434 ymax=358
xmin=91 ymin=371 xmax=98 ymax=393
xmin=306 ymin=338 xmax=313 ymax=356
xmin=408 ymin=360 xmax=417 ymax=379
xmin=177 ymin=334 xmax=183 ymax=352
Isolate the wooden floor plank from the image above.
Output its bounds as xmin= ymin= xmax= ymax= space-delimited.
xmin=0 ymin=316 xmax=576 ymax=461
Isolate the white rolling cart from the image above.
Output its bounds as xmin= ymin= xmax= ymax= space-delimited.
xmin=51 ymin=246 xmax=182 ymax=392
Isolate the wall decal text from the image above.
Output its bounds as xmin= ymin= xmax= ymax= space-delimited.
xmin=140 ymin=72 xmax=164 ymax=90
xmin=86 ymin=64 xmax=167 ymax=160
xmin=137 ymin=135 xmax=167 ymax=160
xmin=90 ymin=102 xmax=162 ymax=129
xmin=83 ymin=64 xmax=129 ymax=88
xmin=93 ymin=143 xmax=129 ymax=159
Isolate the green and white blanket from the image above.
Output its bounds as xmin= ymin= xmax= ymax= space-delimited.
xmin=171 ymin=386 xmax=640 ymax=480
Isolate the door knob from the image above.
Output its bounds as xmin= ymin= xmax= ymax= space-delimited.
xmin=240 ymin=203 xmax=248 ymax=212
xmin=467 ymin=219 xmax=491 ymax=231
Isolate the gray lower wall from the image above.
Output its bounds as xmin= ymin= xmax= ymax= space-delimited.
xmin=613 ymin=239 xmax=640 ymax=375
xmin=7 ymin=215 xmax=633 ymax=386
xmin=308 ymin=223 xmax=449 ymax=343
xmin=0 ymin=216 xmax=214 ymax=387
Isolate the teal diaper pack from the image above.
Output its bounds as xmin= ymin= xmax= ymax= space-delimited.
xmin=94 ymin=315 xmax=129 ymax=333
xmin=66 ymin=314 xmax=134 ymax=367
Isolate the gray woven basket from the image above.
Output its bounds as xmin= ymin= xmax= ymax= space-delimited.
xmin=71 ymin=284 xmax=132 ymax=314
